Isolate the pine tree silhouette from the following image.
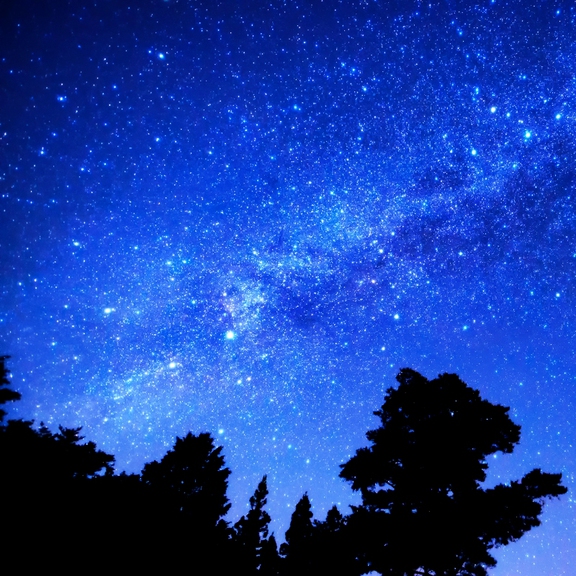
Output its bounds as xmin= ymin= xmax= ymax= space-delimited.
xmin=280 ymin=493 xmax=316 ymax=575
xmin=234 ymin=475 xmax=279 ymax=575
xmin=0 ymin=356 xmax=20 ymax=422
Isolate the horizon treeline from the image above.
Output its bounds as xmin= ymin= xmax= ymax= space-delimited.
xmin=0 ymin=356 xmax=567 ymax=575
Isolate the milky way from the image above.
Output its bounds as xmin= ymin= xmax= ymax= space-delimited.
xmin=1 ymin=1 xmax=575 ymax=573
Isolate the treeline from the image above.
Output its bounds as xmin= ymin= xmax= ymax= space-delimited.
xmin=0 ymin=356 xmax=567 ymax=575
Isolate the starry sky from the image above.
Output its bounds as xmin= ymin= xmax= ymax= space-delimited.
xmin=1 ymin=0 xmax=575 ymax=572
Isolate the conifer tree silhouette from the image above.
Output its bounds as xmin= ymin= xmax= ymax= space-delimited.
xmin=0 ymin=356 xmax=20 ymax=422
xmin=280 ymin=493 xmax=316 ymax=575
xmin=340 ymin=369 xmax=567 ymax=576
xmin=1 ymin=355 xmax=567 ymax=574
xmin=234 ymin=475 xmax=279 ymax=575
xmin=260 ymin=533 xmax=282 ymax=576
xmin=313 ymin=506 xmax=364 ymax=575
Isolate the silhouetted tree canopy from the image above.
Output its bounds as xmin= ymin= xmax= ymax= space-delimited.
xmin=0 ymin=357 xmax=117 ymax=568
xmin=280 ymin=493 xmax=316 ymax=575
xmin=139 ymin=431 xmax=236 ymax=571
xmin=0 ymin=357 xmax=567 ymax=574
xmin=0 ymin=356 xmax=20 ymax=422
xmin=312 ymin=505 xmax=364 ymax=576
xmin=339 ymin=368 xmax=568 ymax=576
xmin=142 ymin=431 xmax=231 ymax=525
xmin=234 ymin=475 xmax=280 ymax=575
xmin=260 ymin=533 xmax=283 ymax=576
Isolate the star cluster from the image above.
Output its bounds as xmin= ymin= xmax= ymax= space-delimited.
xmin=1 ymin=1 xmax=575 ymax=573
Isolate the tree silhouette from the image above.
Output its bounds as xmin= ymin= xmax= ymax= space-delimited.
xmin=280 ymin=501 xmax=363 ymax=575
xmin=260 ymin=533 xmax=282 ymax=576
xmin=339 ymin=368 xmax=567 ymax=576
xmin=0 ymin=356 xmax=20 ymax=422
xmin=0 ymin=419 xmax=114 ymax=493
xmin=0 ymin=354 xmax=568 ymax=573
xmin=313 ymin=506 xmax=364 ymax=575
xmin=234 ymin=475 xmax=279 ymax=575
xmin=141 ymin=431 xmax=234 ymax=570
xmin=142 ymin=431 xmax=231 ymax=525
xmin=280 ymin=493 xmax=316 ymax=575
xmin=0 ymin=356 xmax=116 ymax=568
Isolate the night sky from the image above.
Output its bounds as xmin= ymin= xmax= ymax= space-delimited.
xmin=1 ymin=0 xmax=575 ymax=572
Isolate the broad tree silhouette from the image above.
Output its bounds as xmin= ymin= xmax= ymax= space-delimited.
xmin=0 ymin=355 xmax=568 ymax=574
xmin=142 ymin=431 xmax=231 ymax=523
xmin=141 ymin=431 xmax=234 ymax=569
xmin=340 ymin=368 xmax=567 ymax=576
xmin=0 ymin=357 xmax=116 ymax=568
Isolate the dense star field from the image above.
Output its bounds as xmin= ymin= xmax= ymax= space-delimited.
xmin=1 ymin=0 xmax=575 ymax=572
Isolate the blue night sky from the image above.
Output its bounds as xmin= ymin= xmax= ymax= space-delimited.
xmin=1 ymin=1 xmax=574 ymax=573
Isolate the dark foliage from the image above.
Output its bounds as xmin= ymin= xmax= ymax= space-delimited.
xmin=279 ymin=496 xmax=364 ymax=575
xmin=280 ymin=493 xmax=316 ymax=575
xmin=0 ymin=358 xmax=567 ymax=574
xmin=261 ymin=533 xmax=283 ymax=576
xmin=140 ymin=431 xmax=235 ymax=570
xmin=142 ymin=431 xmax=231 ymax=524
xmin=0 ymin=356 xmax=20 ymax=422
xmin=233 ymin=475 xmax=280 ymax=575
xmin=0 ymin=359 xmax=116 ymax=569
xmin=312 ymin=505 xmax=364 ymax=576
xmin=339 ymin=368 xmax=568 ymax=576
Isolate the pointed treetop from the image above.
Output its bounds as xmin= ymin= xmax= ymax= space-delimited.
xmin=0 ymin=356 xmax=21 ymax=422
